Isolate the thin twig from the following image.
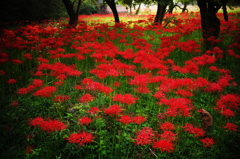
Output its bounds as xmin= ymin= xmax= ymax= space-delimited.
xmin=149 ymin=148 xmax=158 ymax=158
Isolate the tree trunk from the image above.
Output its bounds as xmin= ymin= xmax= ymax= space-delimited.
xmin=135 ymin=3 xmax=141 ymax=15
xmin=182 ymin=2 xmax=188 ymax=13
xmin=154 ymin=2 xmax=167 ymax=25
xmin=197 ymin=0 xmax=221 ymax=49
xmin=222 ymin=0 xmax=228 ymax=21
xmin=62 ymin=0 xmax=82 ymax=27
xmin=168 ymin=0 xmax=174 ymax=14
xmin=105 ymin=0 xmax=120 ymax=23
xmin=129 ymin=6 xmax=132 ymax=15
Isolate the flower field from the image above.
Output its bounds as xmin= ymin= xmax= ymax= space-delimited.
xmin=0 ymin=12 xmax=240 ymax=158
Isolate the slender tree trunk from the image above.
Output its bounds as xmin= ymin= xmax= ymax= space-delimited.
xmin=168 ymin=0 xmax=174 ymax=14
xmin=154 ymin=2 xmax=167 ymax=25
xmin=197 ymin=0 xmax=221 ymax=49
xmin=105 ymin=0 xmax=120 ymax=23
xmin=222 ymin=0 xmax=228 ymax=21
xmin=129 ymin=6 xmax=132 ymax=15
xmin=182 ymin=2 xmax=188 ymax=13
xmin=135 ymin=3 xmax=141 ymax=15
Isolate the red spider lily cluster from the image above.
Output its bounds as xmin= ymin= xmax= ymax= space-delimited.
xmin=1 ymin=12 xmax=239 ymax=156
xmin=29 ymin=117 xmax=67 ymax=133
xmin=66 ymin=131 xmax=94 ymax=146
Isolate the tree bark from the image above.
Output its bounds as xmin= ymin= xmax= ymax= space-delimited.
xmin=105 ymin=0 xmax=120 ymax=23
xmin=182 ymin=2 xmax=188 ymax=13
xmin=62 ymin=0 xmax=82 ymax=27
xmin=221 ymin=0 xmax=228 ymax=21
xmin=154 ymin=2 xmax=167 ymax=25
xmin=135 ymin=3 xmax=141 ymax=15
xmin=168 ymin=0 xmax=174 ymax=14
xmin=197 ymin=0 xmax=221 ymax=49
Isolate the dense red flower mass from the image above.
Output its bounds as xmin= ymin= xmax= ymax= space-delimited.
xmin=104 ymin=105 xmax=123 ymax=115
xmin=113 ymin=94 xmax=137 ymax=105
xmin=132 ymin=116 xmax=146 ymax=125
xmin=66 ymin=132 xmax=94 ymax=146
xmin=32 ymin=86 xmax=57 ymax=97
xmin=134 ymin=127 xmax=154 ymax=145
xmin=118 ymin=115 xmax=133 ymax=124
xmin=78 ymin=94 xmax=94 ymax=103
xmin=153 ymin=139 xmax=174 ymax=153
xmin=215 ymin=94 xmax=240 ymax=118
xmin=182 ymin=123 xmax=205 ymax=137
xmin=160 ymin=122 xmax=175 ymax=131
xmin=54 ymin=95 xmax=70 ymax=102
xmin=88 ymin=107 xmax=101 ymax=114
xmin=29 ymin=117 xmax=67 ymax=133
xmin=79 ymin=117 xmax=92 ymax=126
xmin=7 ymin=79 xmax=17 ymax=84
xmin=223 ymin=123 xmax=238 ymax=131
xmin=200 ymin=137 xmax=215 ymax=148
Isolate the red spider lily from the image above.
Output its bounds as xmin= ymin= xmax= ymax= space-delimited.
xmin=160 ymin=131 xmax=177 ymax=142
xmin=56 ymin=74 xmax=67 ymax=80
xmin=10 ymin=100 xmax=19 ymax=107
xmin=32 ymin=86 xmax=56 ymax=97
xmin=81 ymin=78 xmax=113 ymax=94
xmin=175 ymin=89 xmax=193 ymax=97
xmin=216 ymin=94 xmax=240 ymax=110
xmin=104 ymin=105 xmax=122 ymax=116
xmin=215 ymin=94 xmax=240 ymax=118
xmin=227 ymin=49 xmax=240 ymax=58
xmin=129 ymin=74 xmax=150 ymax=86
xmin=223 ymin=123 xmax=238 ymax=132
xmin=221 ymin=109 xmax=235 ymax=118
xmin=153 ymin=139 xmax=174 ymax=153
xmin=204 ymin=82 xmax=222 ymax=92
xmin=209 ymin=66 xmax=219 ymax=71
xmin=113 ymin=82 xmax=121 ymax=87
xmin=74 ymin=85 xmax=82 ymax=90
xmin=182 ymin=123 xmax=205 ymax=138
xmin=32 ymin=79 xmax=44 ymax=88
xmin=54 ymin=80 xmax=64 ymax=86
xmin=153 ymin=91 xmax=166 ymax=99
xmin=175 ymin=40 xmax=201 ymax=53
xmin=78 ymin=94 xmax=94 ymax=103
xmin=7 ymin=79 xmax=17 ymax=84
xmin=0 ymin=70 xmax=6 ymax=75
xmin=132 ymin=116 xmax=146 ymax=125
xmin=135 ymin=85 xmax=151 ymax=94
xmin=53 ymin=95 xmax=70 ymax=102
xmin=134 ymin=127 xmax=155 ymax=145
xmin=29 ymin=117 xmax=67 ymax=133
xmin=66 ymin=132 xmax=94 ymax=146
xmin=0 ymin=52 xmax=8 ymax=63
xmin=88 ymin=107 xmax=101 ymax=115
xmin=160 ymin=122 xmax=175 ymax=131
xmin=118 ymin=115 xmax=132 ymax=124
xmin=11 ymin=59 xmax=23 ymax=64
xmin=112 ymin=94 xmax=137 ymax=105
xmin=17 ymin=87 xmax=31 ymax=95
xmin=23 ymin=53 xmax=33 ymax=60
xmin=160 ymin=98 xmax=194 ymax=117
xmin=79 ymin=117 xmax=93 ymax=126
xmin=200 ymin=137 xmax=215 ymax=148
xmin=37 ymin=62 xmax=81 ymax=78
xmin=206 ymin=47 xmax=223 ymax=58
xmin=37 ymin=57 xmax=49 ymax=63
